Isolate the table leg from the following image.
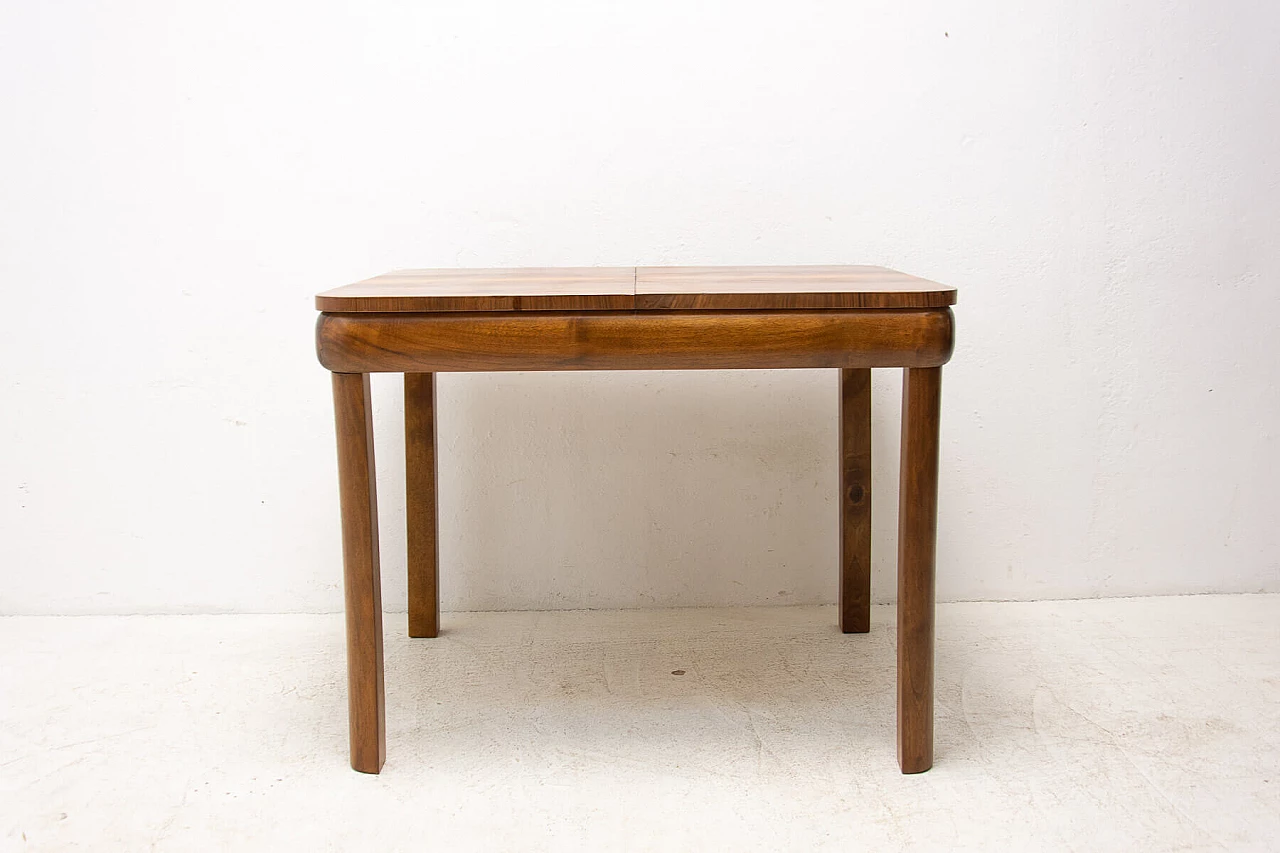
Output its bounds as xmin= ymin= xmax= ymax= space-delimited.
xmin=897 ymin=366 xmax=941 ymax=773
xmin=331 ymin=372 xmax=386 ymax=773
xmin=839 ymin=368 xmax=872 ymax=632
xmin=405 ymin=373 xmax=440 ymax=638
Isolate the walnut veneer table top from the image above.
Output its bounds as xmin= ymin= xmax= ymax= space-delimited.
xmin=315 ymin=265 xmax=957 ymax=313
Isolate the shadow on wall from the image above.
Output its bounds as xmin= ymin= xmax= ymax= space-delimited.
xmin=411 ymin=368 xmax=909 ymax=612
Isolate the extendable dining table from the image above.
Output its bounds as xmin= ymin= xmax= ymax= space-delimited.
xmin=315 ymin=265 xmax=956 ymax=774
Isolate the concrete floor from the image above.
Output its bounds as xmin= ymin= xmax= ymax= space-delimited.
xmin=0 ymin=595 xmax=1276 ymax=851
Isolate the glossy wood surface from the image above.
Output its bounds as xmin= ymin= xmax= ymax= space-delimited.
xmin=316 ymin=268 xmax=635 ymax=313
xmin=319 ymin=267 xmax=955 ymax=776
xmin=331 ymin=372 xmax=386 ymax=774
xmin=405 ymin=373 xmax=440 ymax=639
xmin=636 ymin=266 xmax=956 ymax=310
xmin=839 ymin=368 xmax=872 ymax=633
xmin=315 ymin=265 xmax=956 ymax=313
xmin=896 ymin=366 xmax=942 ymax=774
xmin=316 ymin=309 xmax=954 ymax=373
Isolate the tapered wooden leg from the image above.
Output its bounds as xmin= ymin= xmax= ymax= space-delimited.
xmin=405 ymin=373 xmax=440 ymax=639
xmin=839 ymin=368 xmax=872 ymax=633
xmin=332 ymin=372 xmax=386 ymax=774
xmin=897 ymin=366 xmax=941 ymax=774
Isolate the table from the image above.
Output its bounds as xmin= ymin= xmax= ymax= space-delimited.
xmin=315 ymin=265 xmax=957 ymax=774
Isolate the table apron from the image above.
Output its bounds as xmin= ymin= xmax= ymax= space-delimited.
xmin=316 ymin=309 xmax=954 ymax=373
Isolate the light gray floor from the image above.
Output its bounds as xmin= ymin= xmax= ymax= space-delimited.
xmin=1 ymin=595 xmax=1277 ymax=851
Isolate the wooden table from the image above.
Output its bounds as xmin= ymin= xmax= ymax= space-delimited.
xmin=315 ymin=265 xmax=957 ymax=774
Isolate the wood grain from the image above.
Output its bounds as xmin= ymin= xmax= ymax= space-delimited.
xmin=405 ymin=373 xmax=440 ymax=639
xmin=316 ymin=309 xmax=955 ymax=373
xmin=897 ymin=366 xmax=942 ymax=774
xmin=636 ymin=266 xmax=956 ymax=310
xmin=331 ymin=372 xmax=386 ymax=774
xmin=316 ymin=266 xmax=957 ymax=775
xmin=316 ymin=265 xmax=957 ymax=313
xmin=839 ymin=368 xmax=872 ymax=634
xmin=315 ymin=268 xmax=636 ymax=313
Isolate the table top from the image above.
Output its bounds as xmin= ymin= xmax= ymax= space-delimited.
xmin=315 ymin=266 xmax=956 ymax=313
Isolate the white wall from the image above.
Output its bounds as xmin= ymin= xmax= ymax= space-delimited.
xmin=2 ymin=1 xmax=1277 ymax=615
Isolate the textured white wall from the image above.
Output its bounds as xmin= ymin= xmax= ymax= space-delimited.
xmin=1 ymin=2 xmax=1277 ymax=615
